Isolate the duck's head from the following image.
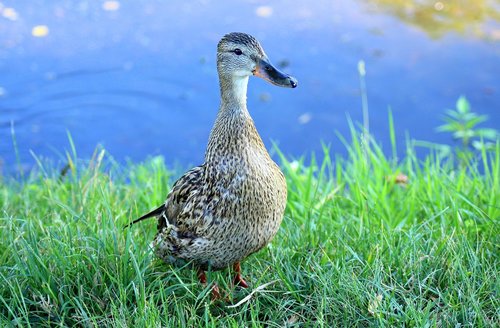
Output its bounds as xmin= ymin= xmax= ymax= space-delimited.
xmin=217 ymin=32 xmax=298 ymax=89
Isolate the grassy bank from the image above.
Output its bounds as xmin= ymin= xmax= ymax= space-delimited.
xmin=0 ymin=125 xmax=498 ymax=327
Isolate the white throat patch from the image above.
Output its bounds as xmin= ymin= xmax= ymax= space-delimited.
xmin=232 ymin=75 xmax=249 ymax=103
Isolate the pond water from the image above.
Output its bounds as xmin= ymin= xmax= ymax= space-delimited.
xmin=1 ymin=0 xmax=499 ymax=173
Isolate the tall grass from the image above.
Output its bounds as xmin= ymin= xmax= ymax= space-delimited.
xmin=0 ymin=124 xmax=498 ymax=326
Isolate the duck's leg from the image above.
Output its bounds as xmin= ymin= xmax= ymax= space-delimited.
xmin=232 ymin=262 xmax=249 ymax=288
xmin=197 ymin=268 xmax=221 ymax=300
xmin=211 ymin=284 xmax=221 ymax=300
xmin=197 ymin=268 xmax=207 ymax=284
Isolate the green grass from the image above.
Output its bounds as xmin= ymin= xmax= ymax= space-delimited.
xmin=0 ymin=125 xmax=498 ymax=327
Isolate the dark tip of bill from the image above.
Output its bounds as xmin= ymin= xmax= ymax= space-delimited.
xmin=290 ymin=79 xmax=297 ymax=88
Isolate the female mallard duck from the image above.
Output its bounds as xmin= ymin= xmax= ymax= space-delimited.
xmin=129 ymin=32 xmax=297 ymax=296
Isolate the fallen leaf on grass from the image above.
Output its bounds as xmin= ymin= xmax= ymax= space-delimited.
xmin=386 ymin=173 xmax=409 ymax=186
xmin=368 ymin=294 xmax=383 ymax=316
xmin=226 ymin=280 xmax=279 ymax=308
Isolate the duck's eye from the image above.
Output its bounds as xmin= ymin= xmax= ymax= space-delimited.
xmin=233 ymin=49 xmax=243 ymax=55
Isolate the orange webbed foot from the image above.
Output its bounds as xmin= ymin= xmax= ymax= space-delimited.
xmin=232 ymin=262 xmax=249 ymax=288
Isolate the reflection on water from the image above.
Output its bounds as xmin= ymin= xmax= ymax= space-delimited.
xmin=364 ymin=0 xmax=500 ymax=39
xmin=0 ymin=0 xmax=499 ymax=174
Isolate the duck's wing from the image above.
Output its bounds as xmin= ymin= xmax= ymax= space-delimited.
xmin=125 ymin=165 xmax=204 ymax=229
xmin=161 ymin=164 xmax=205 ymax=230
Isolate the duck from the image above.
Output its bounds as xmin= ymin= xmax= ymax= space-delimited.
xmin=128 ymin=32 xmax=297 ymax=297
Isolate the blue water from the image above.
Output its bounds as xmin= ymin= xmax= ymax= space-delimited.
xmin=1 ymin=0 xmax=499 ymax=173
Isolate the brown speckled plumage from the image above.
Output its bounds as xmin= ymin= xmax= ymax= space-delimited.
xmin=130 ymin=32 xmax=297 ymax=287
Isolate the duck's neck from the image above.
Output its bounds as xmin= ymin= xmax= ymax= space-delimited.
xmin=218 ymin=74 xmax=249 ymax=108
xmin=205 ymin=74 xmax=264 ymax=162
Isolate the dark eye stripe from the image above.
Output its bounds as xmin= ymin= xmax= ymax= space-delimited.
xmin=233 ymin=49 xmax=243 ymax=55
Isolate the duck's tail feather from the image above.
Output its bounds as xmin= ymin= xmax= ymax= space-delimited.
xmin=124 ymin=204 xmax=165 ymax=229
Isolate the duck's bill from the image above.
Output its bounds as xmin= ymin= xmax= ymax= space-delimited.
xmin=254 ymin=58 xmax=298 ymax=88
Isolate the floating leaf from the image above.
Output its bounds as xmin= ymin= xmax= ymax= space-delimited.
xmin=456 ymin=96 xmax=470 ymax=114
